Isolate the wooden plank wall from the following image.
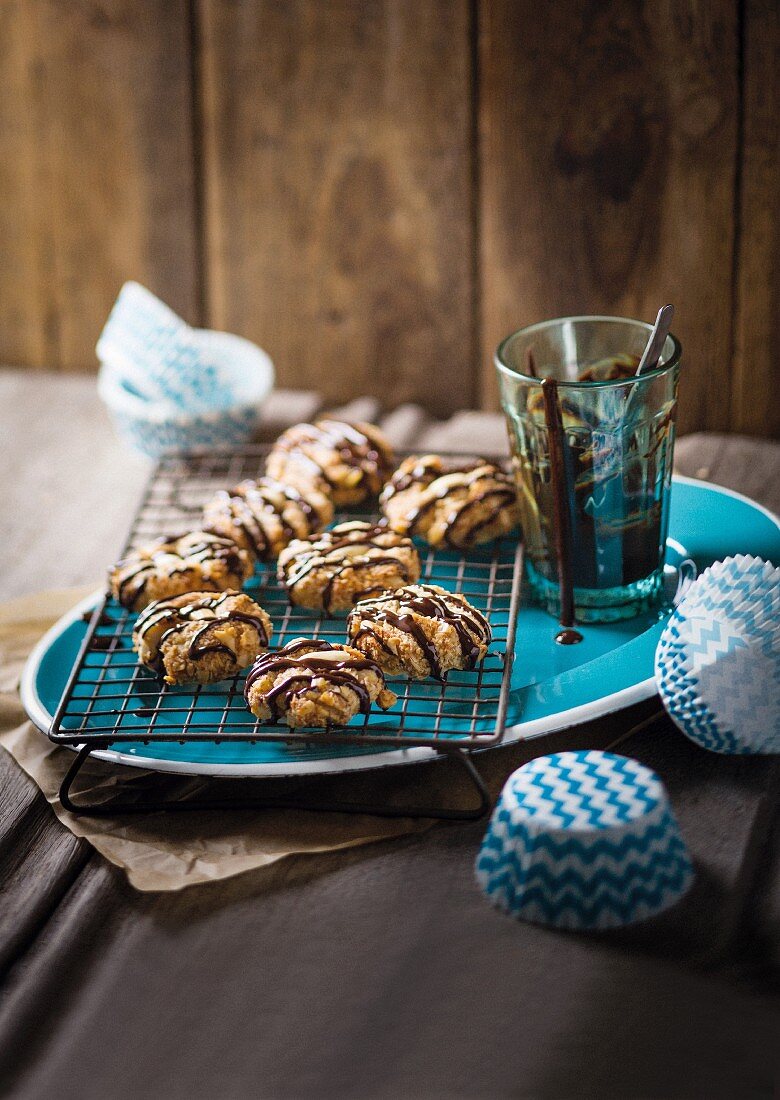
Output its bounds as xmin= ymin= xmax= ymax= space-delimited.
xmin=198 ymin=0 xmax=474 ymax=415
xmin=0 ymin=0 xmax=199 ymax=367
xmin=0 ymin=0 xmax=776 ymax=436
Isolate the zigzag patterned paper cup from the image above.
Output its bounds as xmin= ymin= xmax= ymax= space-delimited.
xmin=97 ymin=282 xmax=241 ymax=412
xmin=475 ymin=751 xmax=693 ymax=930
xmin=98 ymin=332 xmax=274 ymax=458
xmin=656 ymin=555 xmax=780 ymax=754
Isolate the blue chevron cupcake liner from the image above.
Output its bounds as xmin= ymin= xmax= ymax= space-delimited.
xmin=97 ymin=282 xmax=268 ymax=413
xmin=105 ymin=402 xmax=261 ymax=459
xmin=98 ymin=332 xmax=274 ymax=458
xmin=475 ymin=751 xmax=693 ymax=930
xmin=670 ymin=558 xmax=779 ymax=650
xmin=656 ymin=555 xmax=780 ymax=755
xmin=655 ymin=650 xmax=771 ymax=755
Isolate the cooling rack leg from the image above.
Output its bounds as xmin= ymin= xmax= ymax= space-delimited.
xmin=57 ymin=744 xmax=492 ymax=821
xmin=58 ymin=744 xmax=106 ymax=816
xmin=444 ymin=749 xmax=492 ymax=821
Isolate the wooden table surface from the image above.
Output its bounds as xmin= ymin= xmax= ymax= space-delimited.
xmin=0 ymin=371 xmax=778 ymax=1099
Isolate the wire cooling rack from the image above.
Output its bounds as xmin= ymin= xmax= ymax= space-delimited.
xmin=48 ymin=445 xmax=523 ymax=818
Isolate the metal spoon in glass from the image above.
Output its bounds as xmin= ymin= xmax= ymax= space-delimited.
xmin=623 ymin=303 xmax=675 ymax=422
xmin=636 ymin=303 xmax=674 ymax=376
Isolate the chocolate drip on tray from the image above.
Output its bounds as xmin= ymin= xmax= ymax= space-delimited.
xmin=541 ymin=378 xmax=583 ymax=646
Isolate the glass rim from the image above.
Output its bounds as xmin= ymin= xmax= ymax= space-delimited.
xmin=494 ymin=315 xmax=683 ymax=389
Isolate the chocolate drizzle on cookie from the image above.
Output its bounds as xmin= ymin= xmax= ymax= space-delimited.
xmin=279 ymin=522 xmax=418 ymax=613
xmin=135 ymin=591 xmax=270 ymax=674
xmin=270 ymin=419 xmax=392 ymax=497
xmin=383 ymin=456 xmax=467 ymax=496
xmin=381 ymin=457 xmax=518 ymax=549
xmin=203 ymin=477 xmax=330 ymax=562
xmin=441 ymin=483 xmax=518 ymax=549
xmin=348 ymin=585 xmax=491 ymax=680
xmin=111 ymin=532 xmax=247 ymax=610
xmin=244 ymin=639 xmax=383 ymax=722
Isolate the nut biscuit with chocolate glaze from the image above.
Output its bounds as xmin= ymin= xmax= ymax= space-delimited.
xmin=133 ymin=590 xmax=272 ymax=686
xmin=109 ymin=531 xmax=253 ymax=612
xmin=244 ymin=638 xmax=396 ymax=728
xmin=266 ymin=419 xmax=394 ymax=506
xmin=347 ymin=583 xmax=492 ymax=681
xmin=380 ymin=455 xmax=519 ymax=550
xmin=203 ymin=476 xmax=334 ymax=563
xmin=277 ymin=521 xmax=421 ymax=614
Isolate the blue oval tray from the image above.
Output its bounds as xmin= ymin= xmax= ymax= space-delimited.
xmin=21 ymin=476 xmax=780 ymax=777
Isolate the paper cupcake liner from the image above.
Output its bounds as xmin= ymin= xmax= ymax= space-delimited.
xmin=97 ymin=282 xmax=238 ymax=412
xmin=659 ymin=559 xmax=780 ymax=666
xmin=692 ymin=643 xmax=778 ymax=754
xmin=676 ymin=557 xmax=780 ymax=628
xmin=106 ymin=405 xmax=260 ymax=459
xmin=656 ymin=555 xmax=780 ymax=754
xmin=475 ymin=751 xmax=693 ymax=930
xmin=674 ymin=593 xmax=780 ymax=656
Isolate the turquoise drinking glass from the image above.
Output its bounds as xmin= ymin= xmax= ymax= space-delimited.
xmin=495 ymin=316 xmax=682 ymax=623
